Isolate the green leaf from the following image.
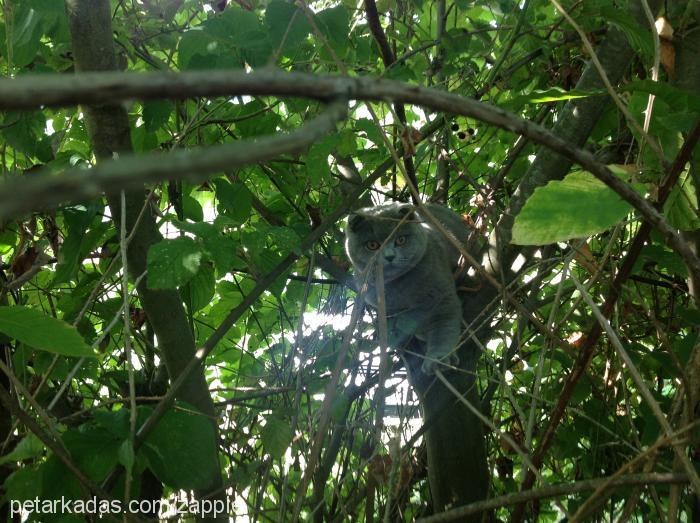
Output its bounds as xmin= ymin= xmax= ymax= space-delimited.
xmin=62 ymin=427 xmax=122 ymax=481
xmin=143 ymin=406 xmax=220 ymax=490
xmin=178 ymin=29 xmax=221 ymax=70
xmin=182 ymin=263 xmax=216 ymax=313
xmin=54 ymin=204 xmax=98 ymax=285
xmin=260 ymin=415 xmax=293 ymax=459
xmin=233 ymin=100 xmax=282 ymax=137
xmin=118 ymin=439 xmax=135 ymax=476
xmin=505 ymin=87 xmax=606 ymax=107
xmin=131 ymin=123 xmax=159 ymax=153
xmin=1 ymin=111 xmax=45 ymax=157
xmin=204 ymin=9 xmax=271 ymax=66
xmin=203 ymin=234 xmax=244 ymax=274
xmin=601 ymin=6 xmax=653 ymax=59
xmin=25 ymin=0 xmax=69 ymax=36
xmin=213 ymin=7 xmax=262 ymax=47
xmin=182 ymin=194 xmax=204 ymax=222
xmin=0 ymin=433 xmax=44 ymax=465
xmin=625 ymin=80 xmax=700 ymax=112
xmin=11 ymin=7 xmax=43 ymax=67
xmin=94 ymin=408 xmax=130 ymax=438
xmin=267 ymin=226 xmax=302 ymax=255
xmin=336 ymin=129 xmax=357 ymax=156
xmin=172 ymin=218 xmax=217 ymax=238
xmin=143 ymin=100 xmax=173 ymax=133
xmin=215 ymin=180 xmax=253 ymax=223
xmin=330 ymin=395 xmax=350 ymax=423
xmin=512 ymin=171 xmax=633 ymax=245
xmin=39 ymin=454 xmax=82 ymax=502
xmin=0 ymin=306 xmax=95 ymax=357
xmin=664 ymin=171 xmax=700 ymax=231
xmin=355 ymin=118 xmax=384 ymax=146
xmin=4 ymin=467 xmax=42 ymax=502
xmin=239 ymin=30 xmax=272 ymax=67
xmin=316 ymin=6 xmax=349 ymax=49
xmin=638 ymin=244 xmax=687 ymax=277
xmin=147 ymin=236 xmax=202 ymax=289
xmin=265 ymin=1 xmax=311 ymax=55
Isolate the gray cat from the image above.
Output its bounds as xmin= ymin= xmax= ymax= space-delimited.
xmin=345 ymin=202 xmax=470 ymax=375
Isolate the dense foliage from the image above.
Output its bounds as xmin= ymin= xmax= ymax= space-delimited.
xmin=1 ymin=0 xmax=699 ymax=521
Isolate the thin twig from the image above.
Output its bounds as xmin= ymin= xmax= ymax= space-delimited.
xmin=416 ymin=472 xmax=688 ymax=523
xmin=514 ymin=116 xmax=700 ymax=518
xmin=570 ymin=273 xmax=700 ymax=496
xmin=641 ymin=0 xmax=661 ymax=136
xmin=433 ymin=369 xmax=544 ymax=485
xmin=291 ymin=294 xmax=365 ymax=523
xmin=0 ymin=383 xmax=147 ymax=523
xmin=120 ymin=190 xmax=137 ymax=501
xmin=569 ymin=419 xmax=700 ymax=522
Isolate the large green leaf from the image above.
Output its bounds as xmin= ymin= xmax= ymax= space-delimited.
xmin=266 ymin=226 xmax=302 ymax=255
xmin=210 ymin=7 xmax=262 ymax=47
xmin=0 ymin=306 xmax=95 ymax=357
xmin=177 ymin=28 xmax=221 ymax=70
xmin=142 ymin=100 xmax=173 ymax=132
xmin=147 ymin=236 xmax=202 ymax=289
xmin=142 ymin=406 xmax=220 ymax=490
xmin=625 ymin=80 xmax=700 ymax=112
xmin=62 ymin=427 xmax=122 ymax=482
xmin=182 ymin=263 xmax=216 ymax=313
xmin=1 ymin=111 xmax=45 ymax=157
xmin=215 ymin=179 xmax=253 ymax=223
xmin=265 ymin=1 xmax=311 ymax=55
xmin=202 ymin=234 xmax=244 ymax=274
xmin=4 ymin=467 xmax=42 ymax=503
xmin=664 ymin=171 xmax=700 ymax=231
xmin=512 ymin=171 xmax=633 ymax=245
xmin=316 ymin=5 xmax=349 ymax=51
xmin=11 ymin=7 xmax=43 ymax=67
xmin=600 ymin=6 xmax=653 ymax=59
xmin=260 ymin=415 xmax=293 ymax=459
xmin=0 ymin=434 xmax=43 ymax=465
xmin=54 ymin=204 xmax=99 ymax=285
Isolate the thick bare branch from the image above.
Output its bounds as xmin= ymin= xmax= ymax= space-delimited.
xmin=0 ymin=101 xmax=347 ymax=220
xmin=2 ymin=69 xmax=698 ymax=282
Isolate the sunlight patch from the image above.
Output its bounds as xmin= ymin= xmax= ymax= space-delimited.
xmin=303 ymin=311 xmax=352 ymax=332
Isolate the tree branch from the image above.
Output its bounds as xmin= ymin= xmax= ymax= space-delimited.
xmin=1 ymin=68 xmax=697 ymax=281
xmin=0 ymin=100 xmax=346 ymax=220
xmin=416 ymin=473 xmax=689 ymax=523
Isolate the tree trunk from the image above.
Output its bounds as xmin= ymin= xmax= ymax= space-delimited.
xmin=64 ymin=2 xmax=226 ymax=519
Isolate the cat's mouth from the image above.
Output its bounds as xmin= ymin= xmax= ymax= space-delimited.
xmin=379 ymin=261 xmax=407 ymax=281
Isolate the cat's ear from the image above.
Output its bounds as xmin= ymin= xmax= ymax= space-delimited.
xmin=397 ymin=205 xmax=417 ymax=221
xmin=348 ymin=213 xmax=365 ymax=232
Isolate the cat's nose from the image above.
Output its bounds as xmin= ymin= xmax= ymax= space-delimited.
xmin=383 ymin=248 xmax=396 ymax=262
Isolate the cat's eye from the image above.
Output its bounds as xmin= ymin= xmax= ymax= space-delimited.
xmin=394 ymin=235 xmax=407 ymax=246
xmin=366 ymin=240 xmax=381 ymax=250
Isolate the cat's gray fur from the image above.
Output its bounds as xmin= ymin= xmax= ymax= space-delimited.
xmin=345 ymin=202 xmax=470 ymax=374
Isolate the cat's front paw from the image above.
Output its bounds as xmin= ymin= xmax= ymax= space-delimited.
xmin=421 ymin=351 xmax=459 ymax=375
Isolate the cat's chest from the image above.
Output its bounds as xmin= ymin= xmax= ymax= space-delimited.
xmin=363 ymin=275 xmax=443 ymax=315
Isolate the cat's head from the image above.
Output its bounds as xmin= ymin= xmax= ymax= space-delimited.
xmin=345 ymin=203 xmax=428 ymax=282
